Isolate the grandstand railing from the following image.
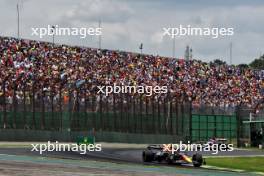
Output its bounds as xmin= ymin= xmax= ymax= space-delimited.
xmin=0 ymin=81 xmax=192 ymax=139
xmin=0 ymin=81 xmax=262 ymax=144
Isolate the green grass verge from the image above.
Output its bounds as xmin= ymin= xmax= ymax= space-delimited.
xmin=206 ymin=157 xmax=264 ymax=173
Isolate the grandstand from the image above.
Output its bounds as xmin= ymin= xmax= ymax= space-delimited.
xmin=0 ymin=36 xmax=263 ymax=107
xmin=0 ymin=36 xmax=263 ymax=145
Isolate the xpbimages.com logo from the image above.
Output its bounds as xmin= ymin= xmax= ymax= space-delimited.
xmin=31 ymin=25 xmax=102 ymax=38
xmin=163 ymin=141 xmax=234 ymax=155
xmin=163 ymin=25 xmax=234 ymax=39
xmin=97 ymin=84 xmax=168 ymax=96
xmin=31 ymin=141 xmax=102 ymax=154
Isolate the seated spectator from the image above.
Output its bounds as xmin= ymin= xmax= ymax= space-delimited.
xmin=0 ymin=36 xmax=263 ymax=113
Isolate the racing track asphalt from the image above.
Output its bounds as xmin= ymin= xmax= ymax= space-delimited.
xmin=0 ymin=147 xmax=264 ymax=175
xmin=1 ymin=147 xmax=264 ymax=163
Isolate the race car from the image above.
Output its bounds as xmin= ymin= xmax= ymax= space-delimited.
xmin=199 ymin=138 xmax=229 ymax=150
xmin=76 ymin=135 xmax=94 ymax=145
xmin=76 ymin=129 xmax=96 ymax=145
xmin=142 ymin=145 xmax=205 ymax=167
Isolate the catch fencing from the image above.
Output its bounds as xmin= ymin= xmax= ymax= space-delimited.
xmin=0 ymin=82 xmax=191 ymax=141
xmin=0 ymin=81 xmax=262 ymax=144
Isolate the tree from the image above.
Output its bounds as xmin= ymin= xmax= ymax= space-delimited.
xmin=210 ymin=59 xmax=226 ymax=66
xmin=237 ymin=64 xmax=249 ymax=69
xmin=249 ymin=55 xmax=264 ymax=70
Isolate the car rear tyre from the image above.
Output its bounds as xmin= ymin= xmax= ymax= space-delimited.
xmin=192 ymin=153 xmax=203 ymax=167
xmin=142 ymin=150 xmax=154 ymax=162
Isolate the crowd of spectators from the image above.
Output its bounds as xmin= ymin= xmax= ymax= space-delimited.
xmin=0 ymin=37 xmax=263 ymax=113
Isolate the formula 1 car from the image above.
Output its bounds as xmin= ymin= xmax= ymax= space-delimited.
xmin=76 ymin=135 xmax=94 ymax=145
xmin=142 ymin=145 xmax=205 ymax=167
xmin=76 ymin=130 xmax=96 ymax=145
xmin=198 ymin=138 xmax=229 ymax=150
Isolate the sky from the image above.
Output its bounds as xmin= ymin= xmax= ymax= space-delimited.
xmin=0 ymin=0 xmax=264 ymax=64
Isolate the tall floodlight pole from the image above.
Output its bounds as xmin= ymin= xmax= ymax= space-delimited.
xmin=139 ymin=43 xmax=143 ymax=55
xmin=98 ymin=19 xmax=102 ymax=49
xmin=52 ymin=25 xmax=55 ymax=47
xmin=172 ymin=35 xmax=175 ymax=58
xmin=230 ymin=42 xmax=233 ymax=65
xmin=17 ymin=3 xmax=20 ymax=39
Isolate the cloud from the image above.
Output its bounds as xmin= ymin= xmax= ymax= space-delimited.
xmin=0 ymin=0 xmax=263 ymax=64
xmin=63 ymin=0 xmax=134 ymax=23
